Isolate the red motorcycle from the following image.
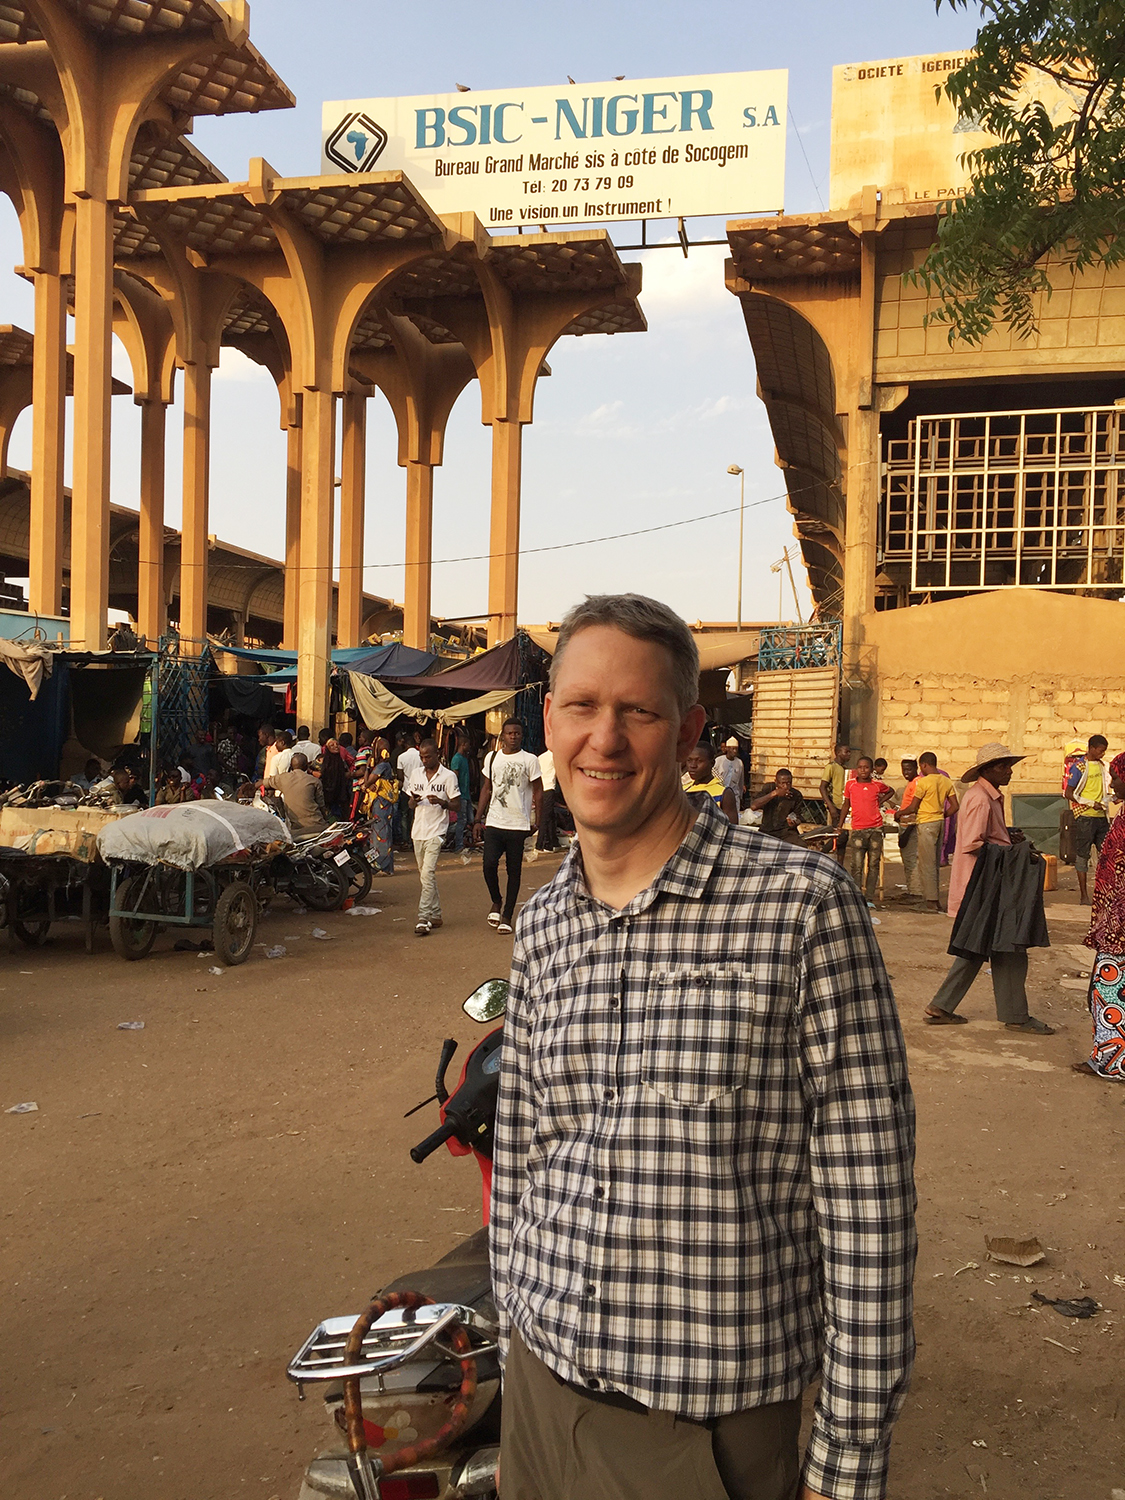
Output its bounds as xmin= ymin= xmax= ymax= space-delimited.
xmin=286 ymin=980 xmax=506 ymax=1500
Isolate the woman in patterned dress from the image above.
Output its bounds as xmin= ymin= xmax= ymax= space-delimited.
xmin=361 ymin=736 xmax=398 ymax=875
xmin=1077 ymin=750 xmax=1125 ymax=1080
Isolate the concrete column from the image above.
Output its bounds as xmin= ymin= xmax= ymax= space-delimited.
xmin=283 ymin=418 xmax=302 ymax=650
xmin=403 ymin=460 xmax=434 ymax=651
xmin=297 ymin=387 xmax=335 ymax=729
xmin=137 ymin=397 xmax=167 ymax=644
xmin=841 ymin=229 xmax=880 ymax=746
xmin=337 ymin=390 xmax=366 ymax=648
xmin=69 ymin=194 xmax=113 ymax=649
xmin=179 ymin=358 xmax=212 ymax=651
xmin=28 ymin=270 xmax=66 ymax=617
xmin=488 ymin=418 xmax=522 ymax=646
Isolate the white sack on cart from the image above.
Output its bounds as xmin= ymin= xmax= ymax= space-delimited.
xmin=97 ymin=802 xmax=291 ymax=870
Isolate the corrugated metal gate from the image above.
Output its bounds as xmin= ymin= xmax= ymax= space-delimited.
xmin=750 ymin=666 xmax=840 ymax=793
xmin=750 ymin=624 xmax=842 ymax=795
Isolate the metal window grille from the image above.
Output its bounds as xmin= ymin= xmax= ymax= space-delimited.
xmin=149 ymin=637 xmax=213 ymax=802
xmin=756 ymin=622 xmax=843 ymax=672
xmin=881 ymin=406 xmax=1125 ymax=592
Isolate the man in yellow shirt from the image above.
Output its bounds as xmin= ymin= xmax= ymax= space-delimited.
xmin=819 ymin=742 xmax=850 ymax=862
xmin=1067 ymin=734 xmax=1112 ymax=905
xmin=898 ymin=752 xmax=959 ymax=912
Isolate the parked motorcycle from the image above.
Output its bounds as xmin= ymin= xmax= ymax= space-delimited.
xmin=287 ymin=979 xmax=508 ymax=1500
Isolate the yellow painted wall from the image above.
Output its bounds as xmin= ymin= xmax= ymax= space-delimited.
xmin=863 ymin=592 xmax=1125 ymax=794
xmin=874 ymin=231 xmax=1125 ymax=384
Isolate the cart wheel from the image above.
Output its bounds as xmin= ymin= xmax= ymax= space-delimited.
xmin=346 ymin=858 xmax=372 ymax=905
xmin=12 ymin=919 xmax=51 ymax=948
xmin=301 ymin=862 xmax=348 ymax=912
xmin=109 ymin=875 xmax=157 ymax=961
xmin=213 ymin=881 xmax=256 ymax=967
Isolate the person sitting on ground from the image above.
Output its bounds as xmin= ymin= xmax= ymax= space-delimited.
xmin=263 ymin=752 xmax=329 ymax=836
xmin=71 ymin=757 xmax=105 ymax=791
xmin=897 ymin=752 xmax=958 ymax=913
xmin=751 ymin=766 xmax=806 ymax=844
xmin=713 ymin=736 xmax=746 ymax=801
xmin=1076 ymin=750 xmax=1125 ymax=1081
xmin=108 ymin=767 xmax=145 ymax=806
xmin=684 ymin=742 xmax=738 ymax=824
xmin=1067 ymin=734 xmax=1113 ymax=906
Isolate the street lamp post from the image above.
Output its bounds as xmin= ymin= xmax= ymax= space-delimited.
xmin=727 ymin=465 xmax=745 ymax=630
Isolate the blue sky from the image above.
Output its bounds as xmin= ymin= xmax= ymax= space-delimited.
xmin=0 ymin=1 xmax=978 ymax=628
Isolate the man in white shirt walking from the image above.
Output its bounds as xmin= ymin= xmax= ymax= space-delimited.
xmin=474 ymin=718 xmax=542 ymax=934
xmin=405 ymin=739 xmax=460 ymax=936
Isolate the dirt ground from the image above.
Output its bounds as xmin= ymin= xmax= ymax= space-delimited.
xmin=2 ymin=844 xmax=1123 ymax=1500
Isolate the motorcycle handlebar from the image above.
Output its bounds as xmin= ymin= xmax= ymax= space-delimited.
xmin=410 ymin=1118 xmax=459 ymax=1164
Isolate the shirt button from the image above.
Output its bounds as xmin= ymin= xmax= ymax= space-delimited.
xmin=603 ymin=1088 xmax=615 ymax=1102
xmin=593 ymin=1186 xmax=605 ymax=1199
xmin=608 ymin=997 xmax=619 ymax=1008
xmin=586 ymin=1377 xmax=601 ymax=1389
xmin=584 ymin=1283 xmax=597 ymax=1297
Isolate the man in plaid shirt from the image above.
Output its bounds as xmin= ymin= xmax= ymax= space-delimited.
xmin=491 ymin=594 xmax=916 ymax=1500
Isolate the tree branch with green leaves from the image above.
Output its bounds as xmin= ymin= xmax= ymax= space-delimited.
xmin=907 ymin=0 xmax=1125 ymax=345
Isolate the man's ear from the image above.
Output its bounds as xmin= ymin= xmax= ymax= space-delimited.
xmin=543 ymin=692 xmax=553 ymax=751
xmin=675 ymin=703 xmax=708 ymax=762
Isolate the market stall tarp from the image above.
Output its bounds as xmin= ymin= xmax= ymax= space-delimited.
xmin=347 ymin=673 xmax=518 ymax=730
xmin=210 ymin=640 xmax=438 ymax=674
xmin=379 ymin=637 xmax=520 ymax=691
xmin=524 ymin=627 xmax=757 ymax=672
xmin=211 ymin=675 xmax=278 ymax=718
xmin=0 ymin=636 xmax=54 ymax=699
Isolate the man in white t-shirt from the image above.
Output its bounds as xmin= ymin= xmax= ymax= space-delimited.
xmin=405 ymin=739 xmax=461 ymax=936
xmin=396 ymin=732 xmax=423 ymax=845
xmin=474 ymin=718 xmax=542 ymax=933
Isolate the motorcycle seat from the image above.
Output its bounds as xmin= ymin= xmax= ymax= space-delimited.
xmin=380 ymin=1225 xmax=494 ymax=1320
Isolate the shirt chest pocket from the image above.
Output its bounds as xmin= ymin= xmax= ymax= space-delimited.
xmin=640 ymin=965 xmax=768 ymax=1107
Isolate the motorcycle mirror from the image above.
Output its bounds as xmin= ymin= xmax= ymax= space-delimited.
xmin=463 ymin=978 xmax=508 ymax=1023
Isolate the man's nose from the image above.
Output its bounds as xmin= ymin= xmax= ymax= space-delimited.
xmin=586 ymin=707 xmax=629 ymax=754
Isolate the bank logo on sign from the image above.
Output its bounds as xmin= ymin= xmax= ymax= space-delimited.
xmin=325 ymin=111 xmax=388 ymax=173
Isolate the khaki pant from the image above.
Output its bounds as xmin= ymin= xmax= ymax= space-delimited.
xmin=500 ymin=1329 xmax=801 ymax=1500
xmin=930 ymin=951 xmax=1029 ymax=1024
xmin=915 ymin=820 xmax=943 ymax=903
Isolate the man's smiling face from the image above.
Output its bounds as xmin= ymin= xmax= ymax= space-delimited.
xmin=545 ymin=625 xmax=701 ymax=840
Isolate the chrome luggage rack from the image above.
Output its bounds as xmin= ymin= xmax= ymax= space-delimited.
xmin=287 ymin=1303 xmax=498 ymax=1397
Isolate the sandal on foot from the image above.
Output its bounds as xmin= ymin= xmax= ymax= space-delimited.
xmin=923 ymin=1010 xmax=968 ymax=1025
xmin=497 ymin=921 xmax=514 ymax=935
xmin=1005 ymin=1016 xmax=1055 ymax=1035
xmin=487 ymin=910 xmax=501 ymax=927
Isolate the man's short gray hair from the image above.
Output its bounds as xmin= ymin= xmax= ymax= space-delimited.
xmin=549 ymin=594 xmax=700 ymax=715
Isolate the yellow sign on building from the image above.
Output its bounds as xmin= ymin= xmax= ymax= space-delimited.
xmin=830 ymin=51 xmax=1081 ymax=211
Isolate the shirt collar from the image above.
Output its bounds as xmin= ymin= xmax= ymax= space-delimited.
xmin=977 ymin=779 xmax=1001 ymax=801
xmin=549 ymin=797 xmax=730 ymax=915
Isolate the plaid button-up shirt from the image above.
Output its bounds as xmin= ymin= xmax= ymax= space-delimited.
xmin=491 ymin=799 xmax=916 ymax=1500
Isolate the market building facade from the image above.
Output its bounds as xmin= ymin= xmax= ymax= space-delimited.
xmin=726 ymin=50 xmax=1125 ymax=812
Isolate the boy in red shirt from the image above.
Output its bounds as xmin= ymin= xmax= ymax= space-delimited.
xmin=841 ymin=756 xmax=896 ymax=904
